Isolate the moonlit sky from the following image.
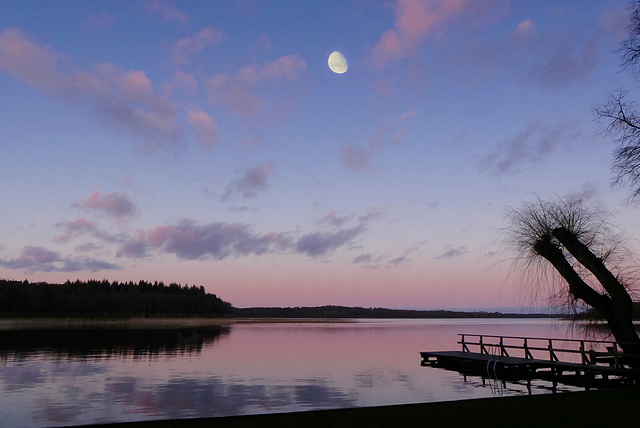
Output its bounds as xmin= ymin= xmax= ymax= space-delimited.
xmin=1 ymin=0 xmax=639 ymax=310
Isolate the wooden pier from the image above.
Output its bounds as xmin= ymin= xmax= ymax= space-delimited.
xmin=421 ymin=334 xmax=640 ymax=389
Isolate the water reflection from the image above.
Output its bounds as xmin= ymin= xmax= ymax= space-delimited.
xmin=0 ymin=326 xmax=230 ymax=359
xmin=0 ymin=319 xmax=596 ymax=427
xmin=23 ymin=373 xmax=359 ymax=424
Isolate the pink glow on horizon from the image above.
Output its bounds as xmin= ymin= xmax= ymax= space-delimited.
xmin=8 ymin=255 xmax=528 ymax=310
xmin=151 ymin=259 xmax=521 ymax=309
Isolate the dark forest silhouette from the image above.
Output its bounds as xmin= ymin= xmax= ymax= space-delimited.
xmin=232 ymin=306 xmax=557 ymax=319
xmin=0 ymin=279 xmax=233 ymax=317
xmin=0 ymin=278 xmax=564 ymax=319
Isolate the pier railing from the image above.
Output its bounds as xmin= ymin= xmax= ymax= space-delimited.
xmin=458 ymin=334 xmax=639 ymax=368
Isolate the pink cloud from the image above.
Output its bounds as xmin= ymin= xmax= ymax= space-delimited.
xmin=115 ymin=235 xmax=150 ymax=259
xmin=206 ymin=73 xmax=261 ymax=118
xmin=171 ymin=71 xmax=198 ymax=94
xmin=373 ymin=0 xmax=509 ymax=68
xmin=118 ymin=220 xmax=291 ymax=260
xmin=463 ymin=7 xmax=615 ymax=88
xmin=435 ymin=245 xmax=468 ymax=259
xmin=115 ymin=209 xmax=380 ymax=261
xmin=514 ymin=18 xmax=534 ymax=38
xmin=121 ymin=70 xmax=155 ymax=103
xmin=147 ymin=225 xmax=174 ymax=246
xmin=246 ymin=55 xmax=307 ymax=82
xmin=54 ymin=219 xmax=99 ymax=243
xmin=478 ymin=119 xmax=585 ymax=175
xmin=172 ymin=27 xmax=224 ymax=64
xmin=295 ymin=211 xmax=380 ymax=257
xmin=295 ymin=227 xmax=364 ymax=257
xmin=0 ymin=28 xmax=61 ymax=90
xmin=372 ymin=0 xmax=469 ymax=67
xmin=563 ymin=182 xmax=600 ymax=203
xmin=341 ymin=143 xmax=371 ymax=171
xmin=141 ymin=0 xmax=188 ymax=23
xmin=187 ymin=109 xmax=218 ymax=149
xmin=82 ymin=191 xmax=137 ymax=218
xmin=352 ymin=238 xmax=426 ymax=269
xmin=318 ymin=211 xmax=353 ymax=228
xmin=222 ymin=162 xmax=276 ymax=201
xmin=598 ymin=5 xmax=632 ymax=40
xmin=22 ymin=246 xmax=59 ymax=264
xmin=341 ymin=111 xmax=414 ymax=171
xmin=0 ymin=246 xmax=119 ymax=273
xmin=54 ymin=218 xmax=119 ymax=244
xmin=205 ymin=55 xmax=306 ymax=119
xmin=0 ymin=28 xmax=185 ymax=151
xmin=533 ymin=35 xmax=601 ymax=87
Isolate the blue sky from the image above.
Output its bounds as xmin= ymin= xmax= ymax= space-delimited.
xmin=1 ymin=0 xmax=638 ymax=309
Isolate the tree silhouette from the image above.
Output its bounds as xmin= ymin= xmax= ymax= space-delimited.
xmin=0 ymin=279 xmax=233 ymax=317
xmin=595 ymin=0 xmax=640 ymax=204
xmin=505 ymin=197 xmax=640 ymax=354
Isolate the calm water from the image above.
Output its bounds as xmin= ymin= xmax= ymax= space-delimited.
xmin=0 ymin=318 xmax=605 ymax=427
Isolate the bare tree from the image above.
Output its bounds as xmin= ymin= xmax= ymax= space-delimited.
xmin=595 ymin=0 xmax=640 ymax=204
xmin=595 ymin=91 xmax=640 ymax=203
xmin=620 ymin=0 xmax=640 ymax=76
xmin=505 ymin=196 xmax=640 ymax=353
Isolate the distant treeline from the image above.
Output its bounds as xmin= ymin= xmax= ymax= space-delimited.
xmin=572 ymin=304 xmax=640 ymax=321
xmin=232 ymin=305 xmax=558 ymax=319
xmin=0 ymin=279 xmax=233 ymax=317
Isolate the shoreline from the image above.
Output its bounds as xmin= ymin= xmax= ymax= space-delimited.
xmin=78 ymin=386 xmax=640 ymax=427
xmin=0 ymin=317 xmax=358 ymax=330
xmin=0 ymin=315 xmax=575 ymax=330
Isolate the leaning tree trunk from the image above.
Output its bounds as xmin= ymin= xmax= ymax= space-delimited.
xmin=552 ymin=227 xmax=640 ymax=354
xmin=534 ymin=234 xmax=640 ymax=355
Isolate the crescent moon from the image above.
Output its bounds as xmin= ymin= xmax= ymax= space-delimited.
xmin=328 ymin=51 xmax=348 ymax=74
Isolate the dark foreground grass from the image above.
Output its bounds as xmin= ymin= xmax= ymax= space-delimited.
xmin=82 ymin=387 xmax=640 ymax=428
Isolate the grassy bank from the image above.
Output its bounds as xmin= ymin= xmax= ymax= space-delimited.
xmin=82 ymin=387 xmax=640 ymax=427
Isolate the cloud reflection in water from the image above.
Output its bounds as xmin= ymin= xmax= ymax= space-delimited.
xmin=0 ymin=320 xmax=585 ymax=427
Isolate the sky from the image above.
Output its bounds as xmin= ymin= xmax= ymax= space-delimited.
xmin=1 ymin=0 xmax=639 ymax=310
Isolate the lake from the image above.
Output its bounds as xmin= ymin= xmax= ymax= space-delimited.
xmin=0 ymin=318 xmax=606 ymax=427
